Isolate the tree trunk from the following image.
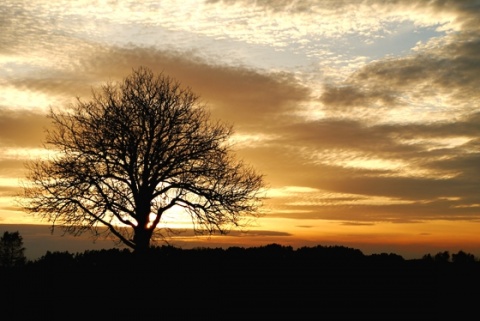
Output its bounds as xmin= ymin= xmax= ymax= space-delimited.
xmin=133 ymin=226 xmax=152 ymax=255
xmin=134 ymin=194 xmax=153 ymax=256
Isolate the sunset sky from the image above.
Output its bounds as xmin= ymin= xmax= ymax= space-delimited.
xmin=1 ymin=0 xmax=480 ymax=260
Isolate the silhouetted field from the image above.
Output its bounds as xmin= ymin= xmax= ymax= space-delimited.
xmin=2 ymin=244 xmax=479 ymax=317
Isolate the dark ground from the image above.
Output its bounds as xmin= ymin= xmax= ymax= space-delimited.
xmin=2 ymin=244 xmax=479 ymax=318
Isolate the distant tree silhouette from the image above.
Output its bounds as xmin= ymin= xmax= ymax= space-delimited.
xmin=296 ymin=245 xmax=365 ymax=261
xmin=434 ymin=251 xmax=451 ymax=263
xmin=452 ymin=250 xmax=476 ymax=264
xmin=21 ymin=66 xmax=266 ymax=254
xmin=0 ymin=231 xmax=26 ymax=268
xmin=368 ymin=252 xmax=404 ymax=263
xmin=34 ymin=251 xmax=76 ymax=270
xmin=421 ymin=253 xmax=434 ymax=262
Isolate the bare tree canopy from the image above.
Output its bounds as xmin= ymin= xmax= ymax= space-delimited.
xmin=21 ymin=67 xmax=266 ymax=253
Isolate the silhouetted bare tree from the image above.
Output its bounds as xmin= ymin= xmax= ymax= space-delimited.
xmin=21 ymin=67 xmax=266 ymax=254
xmin=0 ymin=231 xmax=26 ymax=267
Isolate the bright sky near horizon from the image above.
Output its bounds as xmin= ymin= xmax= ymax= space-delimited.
xmin=1 ymin=0 xmax=480 ymax=259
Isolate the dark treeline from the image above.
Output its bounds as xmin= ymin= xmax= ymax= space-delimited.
xmin=7 ymin=243 xmax=480 ymax=269
xmin=2 ymin=244 xmax=479 ymax=317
